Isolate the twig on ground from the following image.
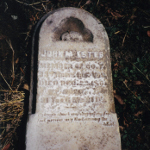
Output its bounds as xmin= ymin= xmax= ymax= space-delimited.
xmin=31 ymin=6 xmax=43 ymax=11
xmin=15 ymin=0 xmax=48 ymax=6
xmin=15 ymin=0 xmax=46 ymax=11
xmin=0 ymin=72 xmax=12 ymax=91
xmin=131 ymin=63 xmax=150 ymax=86
xmin=80 ymin=0 xmax=92 ymax=8
xmin=142 ymin=26 xmax=150 ymax=28
xmin=97 ymin=0 xmax=100 ymax=5
xmin=6 ymin=39 xmax=15 ymax=86
xmin=137 ymin=7 xmax=150 ymax=16
xmin=123 ymin=80 xmax=150 ymax=110
xmin=0 ymin=84 xmax=4 ymax=90
xmin=16 ymin=76 xmax=24 ymax=91
xmin=25 ymin=31 xmax=31 ymax=41
xmin=122 ymin=8 xmax=137 ymax=47
xmin=78 ymin=0 xmax=83 ymax=7
xmin=42 ymin=3 xmax=47 ymax=12
xmin=122 ymin=25 xmax=129 ymax=47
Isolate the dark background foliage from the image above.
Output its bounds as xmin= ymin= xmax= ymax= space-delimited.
xmin=0 ymin=0 xmax=150 ymax=150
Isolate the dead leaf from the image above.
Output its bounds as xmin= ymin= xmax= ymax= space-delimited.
xmin=136 ymin=134 xmax=142 ymax=143
xmin=106 ymin=18 xmax=111 ymax=26
xmin=119 ymin=126 xmax=124 ymax=131
xmin=108 ymin=10 xmax=123 ymax=20
xmin=81 ymin=0 xmax=92 ymax=8
xmin=85 ymin=0 xmax=92 ymax=5
xmin=133 ymin=81 xmax=144 ymax=85
xmin=15 ymin=58 xmax=19 ymax=64
xmin=134 ymin=91 xmax=137 ymax=96
xmin=134 ymin=111 xmax=143 ymax=117
xmin=127 ymin=19 xmax=131 ymax=24
xmin=112 ymin=11 xmax=123 ymax=18
xmin=20 ymin=67 xmax=25 ymax=75
xmin=130 ymin=15 xmax=137 ymax=19
xmin=147 ymin=30 xmax=150 ymax=37
xmin=114 ymin=94 xmax=125 ymax=105
xmin=2 ymin=143 xmax=11 ymax=150
xmin=6 ymin=124 xmax=11 ymax=132
xmin=114 ymin=62 xmax=119 ymax=67
xmin=114 ymin=52 xmax=121 ymax=60
xmin=133 ymin=7 xmax=137 ymax=13
xmin=131 ymin=20 xmax=135 ymax=25
xmin=124 ymin=79 xmax=128 ymax=83
xmin=0 ymin=35 xmax=7 ymax=40
xmin=113 ymin=90 xmax=117 ymax=94
xmin=114 ymin=31 xmax=121 ymax=34
xmin=123 ymin=120 xmax=129 ymax=127
xmin=23 ymin=83 xmax=29 ymax=91
xmin=107 ymin=8 xmax=112 ymax=14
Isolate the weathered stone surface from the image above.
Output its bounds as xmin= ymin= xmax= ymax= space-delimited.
xmin=26 ymin=7 xmax=121 ymax=150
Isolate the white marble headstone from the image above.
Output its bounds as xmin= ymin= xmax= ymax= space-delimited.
xmin=26 ymin=7 xmax=121 ymax=150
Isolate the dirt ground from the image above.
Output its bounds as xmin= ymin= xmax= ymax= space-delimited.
xmin=0 ymin=0 xmax=150 ymax=150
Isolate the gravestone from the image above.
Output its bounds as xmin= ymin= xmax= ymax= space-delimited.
xmin=26 ymin=7 xmax=121 ymax=150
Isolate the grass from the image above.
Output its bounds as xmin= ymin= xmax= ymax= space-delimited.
xmin=0 ymin=0 xmax=150 ymax=149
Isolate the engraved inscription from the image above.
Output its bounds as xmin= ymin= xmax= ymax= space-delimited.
xmin=38 ymin=111 xmax=115 ymax=127
xmin=37 ymin=49 xmax=112 ymax=126
xmin=39 ymin=50 xmax=104 ymax=60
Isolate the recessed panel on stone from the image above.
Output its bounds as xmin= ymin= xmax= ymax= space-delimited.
xmin=26 ymin=7 xmax=121 ymax=150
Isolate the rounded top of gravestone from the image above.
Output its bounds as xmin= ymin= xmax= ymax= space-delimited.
xmin=39 ymin=7 xmax=109 ymax=50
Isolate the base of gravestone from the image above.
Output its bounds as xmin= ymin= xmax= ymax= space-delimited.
xmin=26 ymin=113 xmax=120 ymax=150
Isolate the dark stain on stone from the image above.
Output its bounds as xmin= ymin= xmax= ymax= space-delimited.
xmin=53 ymin=17 xmax=93 ymax=42
xmin=47 ymin=20 xmax=53 ymax=25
